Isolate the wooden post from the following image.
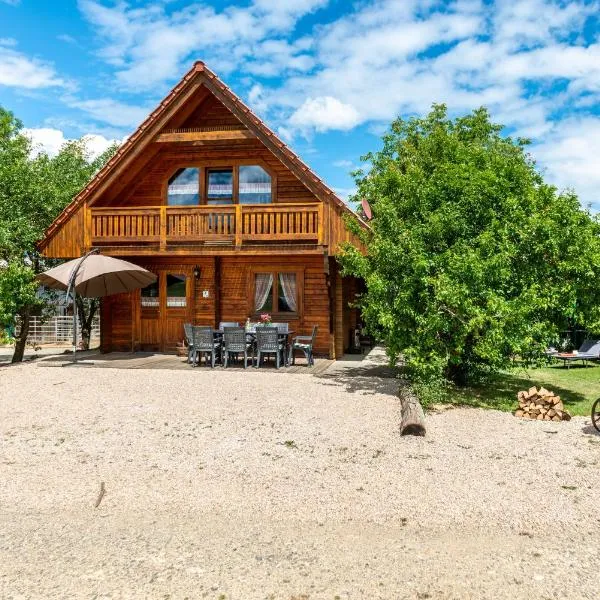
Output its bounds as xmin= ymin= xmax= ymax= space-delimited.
xmin=235 ymin=204 xmax=242 ymax=247
xmin=159 ymin=205 xmax=167 ymax=251
xmin=83 ymin=205 xmax=91 ymax=252
xmin=334 ymin=265 xmax=343 ymax=359
xmin=317 ymin=203 xmax=324 ymax=246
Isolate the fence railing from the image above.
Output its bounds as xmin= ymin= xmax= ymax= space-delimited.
xmin=16 ymin=316 xmax=100 ymax=345
xmin=90 ymin=202 xmax=323 ymax=247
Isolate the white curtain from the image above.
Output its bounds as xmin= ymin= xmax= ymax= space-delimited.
xmin=254 ymin=273 xmax=273 ymax=312
xmin=279 ymin=273 xmax=297 ymax=312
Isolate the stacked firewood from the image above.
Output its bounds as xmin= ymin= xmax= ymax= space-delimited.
xmin=515 ymin=386 xmax=571 ymax=421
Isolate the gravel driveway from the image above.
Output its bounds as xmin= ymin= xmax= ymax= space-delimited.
xmin=1 ymin=357 xmax=599 ymax=599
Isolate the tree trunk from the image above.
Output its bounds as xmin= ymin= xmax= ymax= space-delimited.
xmin=11 ymin=309 xmax=31 ymax=363
xmin=76 ymin=297 xmax=98 ymax=351
xmin=399 ymin=383 xmax=426 ymax=436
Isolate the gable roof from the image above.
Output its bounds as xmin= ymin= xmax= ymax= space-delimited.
xmin=39 ymin=61 xmax=366 ymax=250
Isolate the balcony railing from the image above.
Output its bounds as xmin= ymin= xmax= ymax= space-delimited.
xmin=89 ymin=203 xmax=324 ymax=247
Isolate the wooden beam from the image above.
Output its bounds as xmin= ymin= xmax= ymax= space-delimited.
xmin=155 ymin=130 xmax=255 ymax=143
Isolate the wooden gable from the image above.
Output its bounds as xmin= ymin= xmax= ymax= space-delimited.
xmin=39 ymin=62 xmax=366 ymax=258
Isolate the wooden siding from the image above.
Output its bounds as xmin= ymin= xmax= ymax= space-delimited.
xmin=326 ymin=202 xmax=365 ymax=255
xmin=41 ymin=205 xmax=85 ymax=259
xmin=99 ymin=255 xmax=341 ymax=357
xmin=95 ymin=140 xmax=319 ymax=207
xmin=100 ymin=291 xmax=135 ymax=352
xmin=182 ymin=93 xmax=243 ymax=129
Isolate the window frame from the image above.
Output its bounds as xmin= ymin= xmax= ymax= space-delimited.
xmin=248 ymin=266 xmax=304 ymax=320
xmin=163 ymin=159 xmax=276 ymax=206
xmin=166 ymin=167 xmax=201 ymax=206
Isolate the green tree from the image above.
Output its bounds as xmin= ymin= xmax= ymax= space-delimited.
xmin=0 ymin=107 xmax=117 ymax=362
xmin=340 ymin=104 xmax=600 ymax=391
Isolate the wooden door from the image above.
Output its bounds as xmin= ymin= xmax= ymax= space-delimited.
xmin=162 ymin=271 xmax=190 ymax=352
xmin=140 ymin=269 xmax=191 ymax=352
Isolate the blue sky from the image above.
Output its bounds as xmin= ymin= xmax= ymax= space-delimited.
xmin=1 ymin=0 xmax=599 ymax=208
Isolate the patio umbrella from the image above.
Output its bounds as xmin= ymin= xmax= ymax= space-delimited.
xmin=37 ymin=250 xmax=156 ymax=354
xmin=38 ymin=253 xmax=156 ymax=297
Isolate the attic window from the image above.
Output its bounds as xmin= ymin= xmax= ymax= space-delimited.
xmin=167 ymin=168 xmax=199 ymax=205
xmin=207 ymin=169 xmax=233 ymax=204
xmin=239 ymin=165 xmax=271 ymax=204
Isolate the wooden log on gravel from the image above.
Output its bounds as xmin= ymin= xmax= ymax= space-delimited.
xmin=398 ymin=384 xmax=426 ymax=436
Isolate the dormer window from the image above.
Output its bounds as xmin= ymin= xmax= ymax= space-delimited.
xmin=165 ymin=164 xmax=273 ymax=205
xmin=167 ymin=168 xmax=199 ymax=205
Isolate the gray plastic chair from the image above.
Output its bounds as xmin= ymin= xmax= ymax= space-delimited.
xmin=223 ymin=327 xmax=251 ymax=368
xmin=191 ymin=326 xmax=220 ymax=368
xmin=255 ymin=326 xmax=284 ymax=369
xmin=183 ymin=323 xmax=194 ymax=364
xmin=289 ymin=325 xmax=318 ymax=366
xmin=271 ymin=322 xmax=289 ymax=333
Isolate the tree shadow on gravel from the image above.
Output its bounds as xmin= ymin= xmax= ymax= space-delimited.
xmin=316 ymin=352 xmax=401 ymax=398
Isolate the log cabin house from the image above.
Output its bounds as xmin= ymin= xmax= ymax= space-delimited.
xmin=38 ymin=61 xmax=367 ymax=359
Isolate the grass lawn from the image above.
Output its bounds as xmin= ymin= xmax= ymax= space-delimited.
xmin=444 ymin=361 xmax=600 ymax=416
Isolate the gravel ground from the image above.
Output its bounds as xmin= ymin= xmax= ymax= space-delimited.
xmin=1 ymin=358 xmax=599 ymax=599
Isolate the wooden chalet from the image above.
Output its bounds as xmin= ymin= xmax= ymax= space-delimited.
xmin=38 ymin=61 xmax=367 ymax=359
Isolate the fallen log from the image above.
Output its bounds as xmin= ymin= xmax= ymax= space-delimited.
xmin=399 ymin=384 xmax=426 ymax=436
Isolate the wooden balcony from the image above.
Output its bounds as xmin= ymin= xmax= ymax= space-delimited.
xmin=89 ymin=203 xmax=324 ymax=249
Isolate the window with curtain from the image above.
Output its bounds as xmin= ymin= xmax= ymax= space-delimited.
xmin=254 ymin=273 xmax=273 ymax=312
xmin=253 ymin=272 xmax=297 ymax=314
xmin=166 ymin=274 xmax=186 ymax=308
xmin=277 ymin=273 xmax=297 ymax=312
xmin=167 ymin=168 xmax=199 ymax=205
xmin=207 ymin=169 xmax=233 ymax=204
xmin=239 ymin=165 xmax=272 ymax=204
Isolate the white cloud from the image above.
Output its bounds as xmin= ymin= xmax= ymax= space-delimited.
xmin=0 ymin=43 xmax=64 ymax=89
xmin=57 ymin=34 xmax=78 ymax=45
xmin=78 ymin=0 xmax=328 ymax=91
xmin=74 ymin=0 xmax=600 ymax=208
xmin=0 ymin=0 xmax=21 ymax=6
xmin=532 ymin=117 xmax=600 ymax=209
xmin=332 ymin=186 xmax=357 ymax=202
xmin=23 ymin=127 xmax=119 ymax=159
xmin=290 ymin=96 xmax=360 ymax=132
xmin=333 ymin=160 xmax=353 ymax=168
xmin=63 ymin=96 xmax=150 ymax=129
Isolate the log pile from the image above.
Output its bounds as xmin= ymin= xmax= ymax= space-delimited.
xmin=515 ymin=386 xmax=571 ymax=421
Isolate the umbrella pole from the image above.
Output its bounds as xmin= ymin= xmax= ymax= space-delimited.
xmin=65 ymin=248 xmax=99 ymax=357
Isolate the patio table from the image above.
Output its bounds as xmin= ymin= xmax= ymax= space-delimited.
xmin=213 ymin=328 xmax=294 ymax=367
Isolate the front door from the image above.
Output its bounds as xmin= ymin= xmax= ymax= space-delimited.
xmin=140 ymin=270 xmax=190 ymax=352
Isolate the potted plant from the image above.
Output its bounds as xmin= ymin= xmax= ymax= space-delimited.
xmin=258 ymin=313 xmax=272 ymax=326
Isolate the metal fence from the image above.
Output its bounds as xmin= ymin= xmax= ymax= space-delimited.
xmin=17 ymin=316 xmax=100 ymax=345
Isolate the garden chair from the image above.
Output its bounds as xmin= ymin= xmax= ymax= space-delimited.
xmin=255 ymin=326 xmax=285 ymax=369
xmin=222 ymin=326 xmax=252 ymax=368
xmin=289 ymin=325 xmax=318 ymax=366
xmin=183 ymin=323 xmax=194 ymax=364
xmin=271 ymin=322 xmax=289 ymax=333
xmin=191 ymin=326 xmax=220 ymax=368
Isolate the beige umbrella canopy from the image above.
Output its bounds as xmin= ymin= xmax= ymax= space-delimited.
xmin=38 ymin=254 xmax=156 ymax=297
xmin=37 ymin=251 xmax=156 ymax=354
